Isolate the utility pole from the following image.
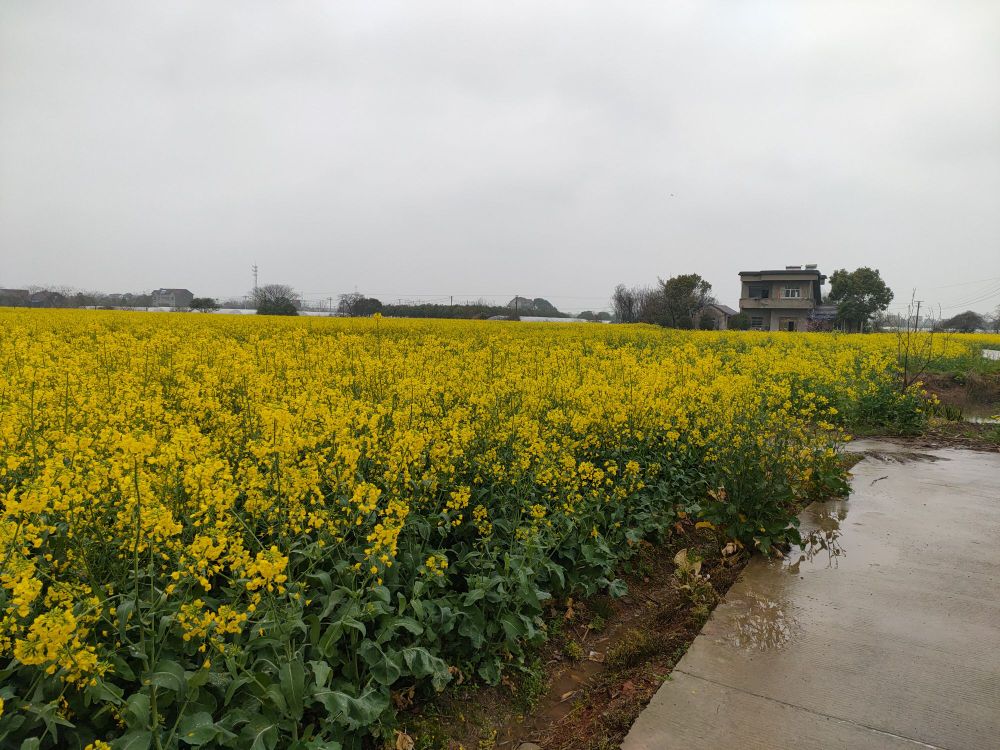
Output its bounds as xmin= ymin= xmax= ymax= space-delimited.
xmin=915 ymin=300 xmax=923 ymax=331
xmin=252 ymin=265 xmax=258 ymax=293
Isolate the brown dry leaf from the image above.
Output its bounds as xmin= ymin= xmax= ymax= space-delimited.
xmin=391 ymin=685 xmax=416 ymax=710
xmin=695 ymin=520 xmax=715 ymax=530
xmin=501 ymin=674 xmax=517 ymax=692
xmin=448 ymin=665 xmax=465 ymax=686
xmin=587 ymin=650 xmax=605 ymax=663
xmin=721 ymin=541 xmax=738 ymax=557
xmin=395 ymin=730 xmax=415 ymax=750
xmin=564 ymin=597 xmax=575 ymax=621
xmin=560 ymin=690 xmax=576 ymax=701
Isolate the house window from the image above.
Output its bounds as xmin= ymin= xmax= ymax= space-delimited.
xmin=783 ymin=286 xmax=801 ymax=298
xmin=750 ymin=316 xmax=764 ymax=328
xmin=748 ymin=284 xmax=770 ymax=299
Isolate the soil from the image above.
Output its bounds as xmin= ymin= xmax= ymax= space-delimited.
xmin=864 ymin=423 xmax=1000 ymax=453
xmin=920 ymin=372 xmax=1000 ymax=418
xmin=396 ymin=525 xmax=750 ymax=750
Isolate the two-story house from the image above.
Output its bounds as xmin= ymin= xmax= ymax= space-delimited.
xmin=151 ymin=288 xmax=194 ymax=308
xmin=738 ymin=265 xmax=826 ymax=331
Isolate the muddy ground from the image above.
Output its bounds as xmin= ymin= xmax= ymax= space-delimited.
xmin=396 ymin=523 xmax=747 ymax=750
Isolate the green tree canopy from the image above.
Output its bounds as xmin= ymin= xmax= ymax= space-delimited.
xmin=828 ymin=267 xmax=893 ymax=331
xmin=938 ymin=310 xmax=985 ymax=333
xmin=190 ymin=297 xmax=218 ymax=312
xmin=658 ymin=274 xmax=715 ymax=329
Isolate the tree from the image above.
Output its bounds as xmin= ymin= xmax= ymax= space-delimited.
xmin=338 ymin=293 xmax=383 ymax=316
xmin=595 ymin=311 xmax=612 ymax=321
xmin=254 ymin=284 xmax=299 ymax=316
xmin=827 ymin=268 xmax=893 ymax=332
xmin=728 ymin=312 xmax=751 ymax=330
xmin=659 ymin=274 xmax=715 ymax=329
xmin=635 ymin=286 xmax=664 ymax=324
xmin=611 ymin=284 xmax=640 ymax=323
xmin=190 ymin=297 xmax=219 ymax=313
xmin=938 ymin=310 xmax=985 ymax=333
xmin=577 ymin=310 xmax=597 ymax=321
xmin=991 ymin=304 xmax=1000 ymax=333
xmin=504 ymin=297 xmax=566 ymax=317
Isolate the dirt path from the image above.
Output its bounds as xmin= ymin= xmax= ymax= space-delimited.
xmin=622 ymin=440 xmax=1000 ymax=750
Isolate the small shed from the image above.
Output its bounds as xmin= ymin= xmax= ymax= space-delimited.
xmin=701 ymin=303 xmax=738 ymax=330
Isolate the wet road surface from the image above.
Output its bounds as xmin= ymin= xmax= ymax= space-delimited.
xmin=622 ymin=440 xmax=1000 ymax=750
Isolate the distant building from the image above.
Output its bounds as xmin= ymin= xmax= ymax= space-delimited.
xmin=29 ymin=290 xmax=67 ymax=308
xmin=151 ymin=288 xmax=194 ymax=308
xmin=700 ymin=303 xmax=738 ymax=330
xmin=738 ymin=266 xmax=827 ymax=331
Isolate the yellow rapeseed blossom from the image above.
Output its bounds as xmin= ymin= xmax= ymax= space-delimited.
xmin=0 ymin=308 xmax=974 ymax=743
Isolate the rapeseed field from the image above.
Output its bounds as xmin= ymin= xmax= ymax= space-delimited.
xmin=0 ymin=310 xmax=979 ymax=748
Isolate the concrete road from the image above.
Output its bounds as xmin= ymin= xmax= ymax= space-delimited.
xmin=623 ymin=441 xmax=1000 ymax=750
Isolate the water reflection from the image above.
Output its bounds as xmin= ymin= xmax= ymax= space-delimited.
xmin=787 ymin=503 xmax=847 ymax=573
xmin=729 ymin=592 xmax=800 ymax=651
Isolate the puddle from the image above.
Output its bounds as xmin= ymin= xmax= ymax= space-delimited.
xmin=862 ymin=449 xmax=944 ymax=464
xmin=966 ymin=415 xmax=999 ymax=425
xmin=728 ymin=592 xmax=802 ymax=651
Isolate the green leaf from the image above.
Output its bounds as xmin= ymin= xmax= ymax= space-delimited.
xmin=312 ymin=688 xmax=389 ymax=730
xmin=20 ymin=739 xmax=41 ymax=750
xmin=122 ymin=692 xmax=151 ymax=729
xmin=458 ymin=607 xmax=486 ymax=648
xmin=245 ymin=716 xmax=279 ymax=750
xmin=113 ymin=730 xmax=153 ymax=750
xmin=401 ymin=647 xmax=451 ymax=691
xmin=462 ymin=589 xmax=486 ymax=606
xmin=279 ymin=659 xmax=306 ymax=719
xmin=146 ymin=659 xmax=186 ymax=696
xmin=358 ymin=640 xmax=403 ymax=686
xmin=178 ymin=711 xmax=234 ymax=746
xmin=477 ymin=658 xmax=501 ymax=686
xmin=607 ymin=579 xmax=628 ymax=598
xmin=308 ymin=660 xmax=332 ymax=689
xmin=500 ymin=612 xmax=525 ymax=641
xmin=86 ymin=676 xmax=125 ymax=705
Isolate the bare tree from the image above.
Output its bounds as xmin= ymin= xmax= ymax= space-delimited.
xmin=254 ymin=284 xmax=299 ymax=316
xmin=897 ymin=292 xmax=949 ymax=391
xmin=611 ymin=284 xmax=640 ymax=323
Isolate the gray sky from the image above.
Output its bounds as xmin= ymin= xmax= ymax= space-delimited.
xmin=2 ymin=1 xmax=999 ymax=314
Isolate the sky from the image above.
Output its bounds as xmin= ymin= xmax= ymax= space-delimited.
xmin=1 ymin=1 xmax=999 ymax=315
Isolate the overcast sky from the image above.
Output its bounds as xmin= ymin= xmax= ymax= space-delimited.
xmin=2 ymin=1 xmax=999 ymax=314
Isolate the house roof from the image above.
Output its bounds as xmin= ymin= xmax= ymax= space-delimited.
xmin=739 ymin=269 xmax=824 ymax=277
xmin=708 ymin=304 xmax=738 ymax=316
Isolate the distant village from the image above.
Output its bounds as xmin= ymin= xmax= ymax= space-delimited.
xmin=2 ymin=264 xmax=997 ymax=332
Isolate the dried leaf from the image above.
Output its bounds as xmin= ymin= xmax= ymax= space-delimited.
xmin=395 ymin=730 xmax=415 ymax=750
xmin=391 ymin=685 xmax=416 ymax=710
xmin=695 ymin=521 xmax=715 ymax=530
